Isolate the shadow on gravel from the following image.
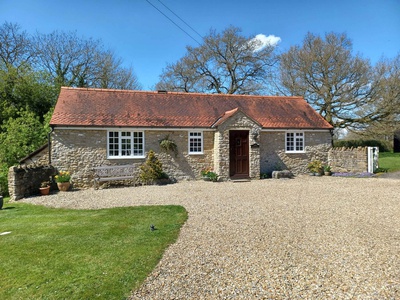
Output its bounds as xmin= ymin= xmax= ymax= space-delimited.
xmin=377 ymin=171 xmax=400 ymax=179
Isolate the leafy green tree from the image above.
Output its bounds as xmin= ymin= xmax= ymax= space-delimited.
xmin=0 ymin=162 xmax=8 ymax=196
xmin=0 ymin=109 xmax=50 ymax=196
xmin=156 ymin=26 xmax=278 ymax=94
xmin=0 ymin=109 xmax=48 ymax=166
xmin=0 ymin=66 xmax=57 ymax=124
xmin=0 ymin=22 xmax=57 ymax=124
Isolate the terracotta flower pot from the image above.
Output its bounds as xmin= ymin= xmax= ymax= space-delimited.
xmin=39 ymin=186 xmax=50 ymax=195
xmin=57 ymin=182 xmax=70 ymax=191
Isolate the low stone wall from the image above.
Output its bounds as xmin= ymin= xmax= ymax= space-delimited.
xmin=328 ymin=147 xmax=368 ymax=173
xmin=8 ymin=165 xmax=56 ymax=201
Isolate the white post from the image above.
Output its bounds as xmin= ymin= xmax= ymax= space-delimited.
xmin=367 ymin=147 xmax=379 ymax=173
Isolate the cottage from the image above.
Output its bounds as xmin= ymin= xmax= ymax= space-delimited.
xmin=49 ymin=87 xmax=333 ymax=187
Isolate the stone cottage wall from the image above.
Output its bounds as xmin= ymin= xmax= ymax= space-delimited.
xmin=259 ymin=131 xmax=332 ymax=175
xmin=328 ymin=147 xmax=369 ymax=173
xmin=146 ymin=130 xmax=215 ymax=181
xmin=214 ymin=111 xmax=261 ymax=179
xmin=51 ymin=129 xmax=215 ymax=188
xmin=20 ymin=146 xmax=49 ymax=167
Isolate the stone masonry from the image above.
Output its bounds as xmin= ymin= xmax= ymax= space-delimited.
xmin=259 ymin=131 xmax=332 ymax=175
xmin=51 ymin=129 xmax=215 ymax=188
xmin=328 ymin=147 xmax=369 ymax=173
xmin=8 ymin=165 xmax=56 ymax=200
xmin=50 ymin=126 xmax=333 ymax=187
xmin=214 ymin=110 xmax=262 ymax=180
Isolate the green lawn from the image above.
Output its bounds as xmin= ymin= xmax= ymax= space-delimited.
xmin=379 ymin=152 xmax=400 ymax=172
xmin=0 ymin=203 xmax=187 ymax=299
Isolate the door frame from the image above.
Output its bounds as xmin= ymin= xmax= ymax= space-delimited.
xmin=229 ymin=130 xmax=250 ymax=179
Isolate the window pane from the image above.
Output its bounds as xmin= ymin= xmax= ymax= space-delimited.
xmin=108 ymin=132 xmax=119 ymax=156
xmin=133 ymin=132 xmax=143 ymax=156
xmin=189 ymin=132 xmax=202 ymax=153
xmin=108 ymin=131 xmax=144 ymax=157
xmin=286 ymin=132 xmax=304 ymax=152
xmin=286 ymin=132 xmax=294 ymax=151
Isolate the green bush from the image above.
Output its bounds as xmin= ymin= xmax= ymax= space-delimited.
xmin=0 ymin=163 xmax=8 ymax=197
xmin=333 ymin=139 xmax=391 ymax=152
xmin=139 ymin=150 xmax=168 ymax=184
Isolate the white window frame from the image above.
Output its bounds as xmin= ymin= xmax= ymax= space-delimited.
xmin=188 ymin=131 xmax=203 ymax=154
xmin=107 ymin=130 xmax=145 ymax=159
xmin=285 ymin=131 xmax=305 ymax=153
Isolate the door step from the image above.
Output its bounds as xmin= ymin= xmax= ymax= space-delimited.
xmin=230 ymin=178 xmax=251 ymax=183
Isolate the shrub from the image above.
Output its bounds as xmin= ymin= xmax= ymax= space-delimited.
xmin=0 ymin=163 xmax=8 ymax=197
xmin=139 ymin=150 xmax=168 ymax=184
xmin=333 ymin=139 xmax=391 ymax=152
xmin=307 ymin=160 xmax=323 ymax=174
xmin=200 ymin=167 xmax=219 ymax=182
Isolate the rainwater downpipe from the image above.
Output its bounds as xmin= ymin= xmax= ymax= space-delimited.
xmin=48 ymin=126 xmax=54 ymax=165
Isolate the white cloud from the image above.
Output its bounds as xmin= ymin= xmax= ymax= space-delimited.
xmin=252 ymin=34 xmax=281 ymax=51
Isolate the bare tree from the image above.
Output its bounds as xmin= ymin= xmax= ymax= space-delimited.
xmin=156 ymin=26 xmax=278 ymax=94
xmin=279 ymin=32 xmax=381 ymax=130
xmin=33 ymin=30 xmax=100 ymax=87
xmin=360 ymin=54 xmax=400 ymax=139
xmin=33 ymin=30 xmax=140 ymax=89
xmin=0 ymin=22 xmax=33 ymax=71
xmin=92 ymin=50 xmax=141 ymax=90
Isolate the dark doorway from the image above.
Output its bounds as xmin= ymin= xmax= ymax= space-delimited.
xmin=229 ymin=130 xmax=249 ymax=178
xmin=394 ymin=131 xmax=400 ymax=153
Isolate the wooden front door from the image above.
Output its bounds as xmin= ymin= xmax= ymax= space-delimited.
xmin=229 ymin=130 xmax=249 ymax=178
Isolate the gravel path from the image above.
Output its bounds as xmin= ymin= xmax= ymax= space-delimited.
xmin=378 ymin=170 xmax=400 ymax=179
xmin=22 ymin=176 xmax=400 ymax=299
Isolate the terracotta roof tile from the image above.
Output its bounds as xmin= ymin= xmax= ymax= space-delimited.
xmin=50 ymin=87 xmax=333 ymax=130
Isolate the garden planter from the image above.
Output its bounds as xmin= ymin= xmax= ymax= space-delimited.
xmin=57 ymin=182 xmax=70 ymax=191
xmin=39 ymin=186 xmax=50 ymax=195
xmin=324 ymin=171 xmax=332 ymax=176
xmin=154 ymin=178 xmax=171 ymax=185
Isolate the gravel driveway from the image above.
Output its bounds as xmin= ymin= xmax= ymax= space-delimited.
xmin=22 ymin=176 xmax=400 ymax=299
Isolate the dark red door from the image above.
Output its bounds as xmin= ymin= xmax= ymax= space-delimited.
xmin=229 ymin=131 xmax=249 ymax=178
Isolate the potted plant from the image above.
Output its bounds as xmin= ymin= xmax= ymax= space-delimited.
xmin=324 ymin=165 xmax=332 ymax=176
xmin=55 ymin=171 xmax=71 ymax=191
xmin=159 ymin=135 xmax=178 ymax=157
xmin=307 ymin=160 xmax=323 ymax=176
xmin=39 ymin=181 xmax=51 ymax=195
xmin=201 ymin=168 xmax=219 ymax=182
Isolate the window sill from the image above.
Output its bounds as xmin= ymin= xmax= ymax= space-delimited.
xmin=188 ymin=152 xmax=204 ymax=155
xmin=285 ymin=151 xmax=306 ymax=154
xmin=107 ymin=156 xmax=145 ymax=159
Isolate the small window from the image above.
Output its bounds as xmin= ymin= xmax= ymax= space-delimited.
xmin=188 ymin=131 xmax=203 ymax=154
xmin=108 ymin=131 xmax=144 ymax=158
xmin=286 ymin=132 xmax=305 ymax=153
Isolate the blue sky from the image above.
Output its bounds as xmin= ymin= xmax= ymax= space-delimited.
xmin=1 ymin=0 xmax=399 ymax=90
